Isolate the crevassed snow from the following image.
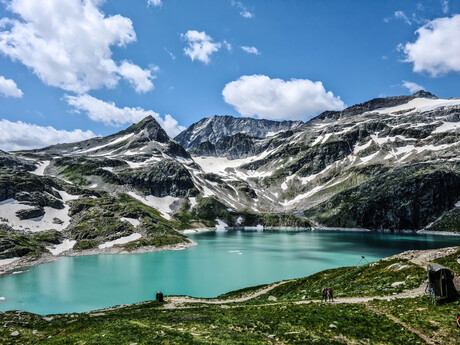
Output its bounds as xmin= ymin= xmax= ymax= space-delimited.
xmin=127 ymin=192 xmax=177 ymax=220
xmin=0 ymin=257 xmax=19 ymax=266
xmin=121 ymin=217 xmax=140 ymax=227
xmin=31 ymin=160 xmax=50 ymax=176
xmin=47 ymin=239 xmax=76 ymax=255
xmin=98 ymin=233 xmax=142 ymax=249
xmin=75 ymin=133 xmax=134 ymax=154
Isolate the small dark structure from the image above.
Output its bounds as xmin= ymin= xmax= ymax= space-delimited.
xmin=156 ymin=291 xmax=164 ymax=302
xmin=426 ymin=264 xmax=458 ymax=304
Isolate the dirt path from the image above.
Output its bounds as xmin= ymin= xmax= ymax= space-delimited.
xmin=365 ymin=304 xmax=436 ymax=345
xmin=164 ymin=280 xmax=292 ymax=309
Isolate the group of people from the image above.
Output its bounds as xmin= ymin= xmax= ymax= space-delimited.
xmin=321 ymin=287 xmax=334 ymax=302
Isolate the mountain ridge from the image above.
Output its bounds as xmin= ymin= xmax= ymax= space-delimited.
xmin=1 ymin=90 xmax=460 ymax=266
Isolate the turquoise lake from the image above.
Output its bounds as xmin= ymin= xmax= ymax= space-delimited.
xmin=1 ymin=230 xmax=460 ymax=315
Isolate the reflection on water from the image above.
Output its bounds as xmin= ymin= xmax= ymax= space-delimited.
xmin=0 ymin=229 xmax=459 ymax=315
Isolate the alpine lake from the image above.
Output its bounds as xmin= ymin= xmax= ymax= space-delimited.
xmin=1 ymin=229 xmax=460 ymax=315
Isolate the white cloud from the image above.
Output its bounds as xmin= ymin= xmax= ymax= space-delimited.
xmin=65 ymin=94 xmax=185 ymax=137
xmin=385 ymin=11 xmax=412 ymax=25
xmin=230 ymin=0 xmax=253 ymax=18
xmin=441 ymin=0 xmax=449 ymax=14
xmin=181 ymin=30 xmax=221 ymax=64
xmin=0 ymin=0 xmax=154 ymax=93
xmin=164 ymin=47 xmax=176 ymax=60
xmin=222 ymin=75 xmax=345 ymax=121
xmin=240 ymin=46 xmax=259 ymax=55
xmin=0 ymin=76 xmax=23 ymax=98
xmin=148 ymin=0 xmax=162 ymax=7
xmin=0 ymin=119 xmax=95 ymax=151
xmin=403 ymin=15 xmax=460 ymax=76
xmin=223 ymin=40 xmax=232 ymax=51
xmin=118 ymin=61 xmax=154 ymax=93
xmin=402 ymin=80 xmax=424 ymax=93
xmin=394 ymin=11 xmax=412 ymax=25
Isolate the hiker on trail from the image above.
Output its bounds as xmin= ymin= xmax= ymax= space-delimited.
xmin=321 ymin=287 xmax=327 ymax=302
xmin=328 ymin=288 xmax=334 ymax=302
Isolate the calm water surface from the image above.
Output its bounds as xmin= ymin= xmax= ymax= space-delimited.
xmin=1 ymin=230 xmax=460 ymax=315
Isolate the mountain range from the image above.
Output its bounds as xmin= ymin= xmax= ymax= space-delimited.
xmin=1 ymin=90 xmax=460 ymax=264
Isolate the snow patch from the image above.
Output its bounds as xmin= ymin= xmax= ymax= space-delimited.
xmin=47 ymin=240 xmax=76 ymax=255
xmin=433 ymin=122 xmax=460 ymax=133
xmin=127 ymin=192 xmax=177 ymax=220
xmin=215 ymin=219 xmax=228 ymax=231
xmin=75 ymin=133 xmax=134 ymax=154
xmin=120 ymin=217 xmax=140 ymax=227
xmin=0 ymin=257 xmax=19 ymax=266
xmin=31 ymin=160 xmax=50 ymax=176
xmin=374 ymin=97 xmax=460 ymax=116
xmin=98 ymin=233 xmax=142 ymax=249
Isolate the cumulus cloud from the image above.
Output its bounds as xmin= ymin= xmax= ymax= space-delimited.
xmin=403 ymin=15 xmax=460 ymax=76
xmin=0 ymin=0 xmax=154 ymax=93
xmin=65 ymin=94 xmax=185 ymax=137
xmin=0 ymin=119 xmax=95 ymax=151
xmin=240 ymin=46 xmax=259 ymax=55
xmin=222 ymin=75 xmax=345 ymax=121
xmin=181 ymin=30 xmax=222 ymax=64
xmin=118 ymin=61 xmax=155 ymax=93
xmin=148 ymin=0 xmax=162 ymax=7
xmin=230 ymin=0 xmax=253 ymax=18
xmin=402 ymin=80 xmax=424 ymax=93
xmin=0 ymin=76 xmax=23 ymax=98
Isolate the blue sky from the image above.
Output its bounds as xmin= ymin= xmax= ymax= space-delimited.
xmin=0 ymin=0 xmax=459 ymax=150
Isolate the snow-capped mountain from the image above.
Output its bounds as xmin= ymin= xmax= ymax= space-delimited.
xmin=174 ymin=115 xmax=303 ymax=150
xmin=1 ymin=91 xmax=460 ymax=265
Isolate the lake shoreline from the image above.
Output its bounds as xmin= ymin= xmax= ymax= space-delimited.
xmin=2 ymin=226 xmax=459 ymax=277
xmin=0 ymin=238 xmax=198 ymax=277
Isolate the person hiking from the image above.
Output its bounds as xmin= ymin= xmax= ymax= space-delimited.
xmin=321 ymin=287 xmax=327 ymax=302
xmin=328 ymin=288 xmax=334 ymax=302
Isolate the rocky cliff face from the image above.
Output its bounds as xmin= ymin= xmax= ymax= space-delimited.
xmin=175 ymin=115 xmax=303 ymax=150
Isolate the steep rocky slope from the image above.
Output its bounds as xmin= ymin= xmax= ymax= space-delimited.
xmin=175 ymin=115 xmax=303 ymax=150
xmin=187 ymin=91 xmax=460 ymax=231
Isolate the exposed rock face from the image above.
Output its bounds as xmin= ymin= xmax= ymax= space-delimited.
xmin=305 ymin=163 xmax=460 ymax=230
xmin=0 ymin=150 xmax=36 ymax=171
xmin=0 ymin=169 xmax=62 ymax=204
xmin=120 ymin=160 xmax=197 ymax=197
xmin=175 ymin=115 xmax=303 ymax=150
xmin=190 ymin=133 xmax=258 ymax=159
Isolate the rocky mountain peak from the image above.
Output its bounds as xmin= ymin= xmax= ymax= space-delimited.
xmin=122 ymin=115 xmax=170 ymax=144
xmin=413 ymin=90 xmax=437 ymax=99
xmin=175 ymin=115 xmax=303 ymax=150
